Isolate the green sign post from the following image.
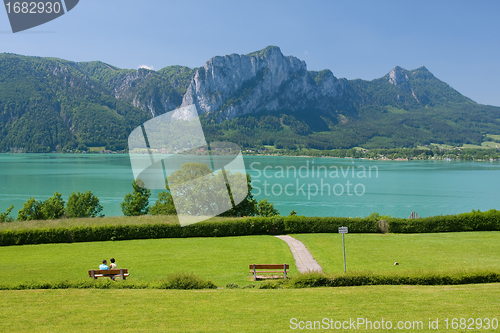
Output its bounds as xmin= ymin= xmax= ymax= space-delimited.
xmin=338 ymin=226 xmax=348 ymax=272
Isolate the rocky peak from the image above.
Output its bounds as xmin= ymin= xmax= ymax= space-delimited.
xmin=388 ymin=66 xmax=409 ymax=86
xmin=178 ymin=46 xmax=348 ymax=121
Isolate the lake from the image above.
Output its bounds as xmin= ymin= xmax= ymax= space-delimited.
xmin=0 ymin=153 xmax=499 ymax=219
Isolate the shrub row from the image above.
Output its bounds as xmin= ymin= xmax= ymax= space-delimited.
xmin=1 ymin=270 xmax=498 ymax=291
xmin=0 ymin=280 xmax=149 ymax=291
xmin=158 ymin=272 xmax=217 ymax=290
xmin=0 ymin=273 xmax=216 ymax=290
xmin=0 ymin=216 xmax=377 ymax=246
xmin=259 ymin=270 xmax=500 ymax=289
xmin=1 ymin=209 xmax=499 ymax=247
xmin=387 ymin=209 xmax=500 ymax=233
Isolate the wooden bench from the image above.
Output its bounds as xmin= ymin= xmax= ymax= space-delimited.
xmin=249 ymin=264 xmax=289 ymax=280
xmin=88 ymin=269 xmax=129 ymax=280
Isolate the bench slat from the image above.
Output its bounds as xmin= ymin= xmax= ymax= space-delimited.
xmin=89 ymin=269 xmax=128 ymax=274
xmin=88 ymin=269 xmax=129 ymax=280
xmin=250 ymin=264 xmax=289 ymax=280
xmin=249 ymin=264 xmax=289 ymax=269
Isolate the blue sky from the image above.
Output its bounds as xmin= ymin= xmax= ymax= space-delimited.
xmin=1 ymin=0 xmax=499 ymax=106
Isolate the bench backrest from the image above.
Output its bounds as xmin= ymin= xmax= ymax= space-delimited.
xmin=249 ymin=264 xmax=289 ymax=269
xmin=88 ymin=269 xmax=128 ymax=276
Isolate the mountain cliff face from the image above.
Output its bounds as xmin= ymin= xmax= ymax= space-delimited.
xmin=1 ymin=47 xmax=499 ymax=152
xmin=178 ymin=46 xmax=354 ymax=122
xmin=76 ymin=62 xmax=194 ymax=118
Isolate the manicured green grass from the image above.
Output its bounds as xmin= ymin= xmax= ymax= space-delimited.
xmin=0 ymin=215 xmax=243 ymax=231
xmin=292 ymin=232 xmax=500 ymax=274
xmin=461 ymin=143 xmax=485 ymax=149
xmin=0 ymin=284 xmax=499 ymax=332
xmin=486 ymin=134 xmax=500 ymax=141
xmin=87 ymin=146 xmax=106 ymax=152
xmin=481 ymin=141 xmax=500 ymax=149
xmin=2 ymin=232 xmax=499 ymax=289
xmin=0 ymin=236 xmax=297 ymax=286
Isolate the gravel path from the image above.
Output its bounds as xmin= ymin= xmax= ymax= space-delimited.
xmin=275 ymin=235 xmax=323 ymax=273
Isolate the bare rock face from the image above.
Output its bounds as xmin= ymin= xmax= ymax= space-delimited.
xmin=107 ymin=68 xmax=190 ymax=118
xmin=179 ymin=46 xmax=349 ymax=121
xmin=388 ymin=66 xmax=409 ymax=86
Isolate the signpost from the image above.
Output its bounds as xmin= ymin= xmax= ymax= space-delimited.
xmin=338 ymin=226 xmax=348 ymax=272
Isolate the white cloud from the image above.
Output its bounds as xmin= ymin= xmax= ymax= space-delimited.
xmin=138 ymin=64 xmax=154 ymax=70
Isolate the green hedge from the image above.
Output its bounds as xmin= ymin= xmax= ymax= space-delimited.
xmin=0 ymin=216 xmax=378 ymax=246
xmin=387 ymin=209 xmax=500 ymax=233
xmin=1 ymin=210 xmax=499 ymax=247
xmin=259 ymin=271 xmax=500 ymax=289
xmin=0 ymin=273 xmax=216 ymax=290
xmin=2 ymin=270 xmax=498 ymax=291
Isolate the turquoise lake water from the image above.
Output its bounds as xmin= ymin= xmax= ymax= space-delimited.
xmin=0 ymin=153 xmax=499 ymax=219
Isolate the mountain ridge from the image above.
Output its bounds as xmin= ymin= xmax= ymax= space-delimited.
xmin=178 ymin=45 xmax=353 ymax=122
xmin=0 ymin=47 xmax=499 ymax=152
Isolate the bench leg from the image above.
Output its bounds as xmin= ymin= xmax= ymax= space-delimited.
xmin=120 ymin=269 xmax=125 ymax=280
xmin=253 ymin=264 xmax=256 ymax=281
xmin=284 ymin=264 xmax=287 ymax=279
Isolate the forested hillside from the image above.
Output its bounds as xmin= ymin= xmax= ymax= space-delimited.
xmin=1 ymin=48 xmax=499 ymax=152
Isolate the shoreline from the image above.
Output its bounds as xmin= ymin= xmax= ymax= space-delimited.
xmin=1 ymin=148 xmax=500 ymax=162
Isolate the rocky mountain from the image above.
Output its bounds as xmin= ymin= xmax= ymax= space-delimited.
xmin=1 ymin=47 xmax=499 ymax=152
xmin=177 ymin=46 xmax=354 ymax=122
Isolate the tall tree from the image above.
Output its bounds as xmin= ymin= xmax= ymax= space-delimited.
xmin=66 ymin=191 xmax=104 ymax=218
xmin=0 ymin=205 xmax=14 ymax=222
xmin=149 ymin=163 xmax=257 ymax=217
xmin=256 ymin=199 xmax=280 ymax=217
xmin=121 ymin=179 xmax=151 ymax=216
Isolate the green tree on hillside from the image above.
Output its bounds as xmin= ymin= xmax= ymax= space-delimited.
xmin=121 ymin=179 xmax=151 ymax=216
xmin=219 ymin=173 xmax=257 ymax=217
xmin=17 ymin=198 xmax=43 ymax=221
xmin=0 ymin=205 xmax=14 ymax=222
xmin=17 ymin=192 xmax=65 ymax=221
xmin=149 ymin=191 xmax=176 ymax=215
xmin=256 ymin=199 xmax=280 ymax=217
xmin=164 ymin=162 xmax=226 ymax=217
xmin=41 ymin=192 xmax=65 ymax=219
xmin=149 ymin=162 xmax=258 ymax=217
xmin=66 ymin=191 xmax=104 ymax=218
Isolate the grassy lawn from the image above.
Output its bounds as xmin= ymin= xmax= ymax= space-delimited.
xmin=0 ymin=215 xmax=245 ymax=231
xmin=292 ymin=232 xmax=500 ymax=274
xmin=87 ymin=146 xmax=106 ymax=152
xmin=0 ymin=284 xmax=499 ymax=332
xmin=1 ymin=232 xmax=499 ymax=287
xmin=461 ymin=143 xmax=486 ymax=149
xmin=1 ymin=232 xmax=499 ymax=331
xmin=0 ymin=236 xmax=297 ymax=286
xmin=481 ymin=141 xmax=500 ymax=149
xmin=429 ymin=143 xmax=457 ymax=149
xmin=485 ymin=134 xmax=500 ymax=140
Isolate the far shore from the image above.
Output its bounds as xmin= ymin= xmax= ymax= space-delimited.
xmin=2 ymin=146 xmax=500 ymax=162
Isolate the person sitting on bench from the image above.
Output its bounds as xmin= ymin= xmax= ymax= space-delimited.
xmin=109 ymin=258 xmax=117 ymax=270
xmin=99 ymin=260 xmax=109 ymax=270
